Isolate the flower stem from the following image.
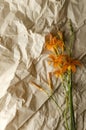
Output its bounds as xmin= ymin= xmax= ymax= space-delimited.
xmin=50 ymin=95 xmax=63 ymax=112
xmin=69 ymin=72 xmax=76 ymax=130
xmin=62 ymin=79 xmax=69 ymax=130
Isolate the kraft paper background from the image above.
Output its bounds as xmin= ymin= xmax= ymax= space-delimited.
xmin=0 ymin=0 xmax=86 ymax=130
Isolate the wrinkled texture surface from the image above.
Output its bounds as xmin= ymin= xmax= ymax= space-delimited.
xmin=0 ymin=0 xmax=86 ymax=130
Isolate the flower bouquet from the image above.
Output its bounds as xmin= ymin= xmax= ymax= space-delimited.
xmin=31 ymin=19 xmax=81 ymax=130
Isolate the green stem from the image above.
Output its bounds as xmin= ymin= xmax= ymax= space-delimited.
xmin=46 ymin=91 xmax=63 ymax=113
xmin=65 ymin=91 xmax=70 ymax=130
xmin=51 ymin=96 xmax=63 ymax=112
xmin=62 ymin=81 xmax=69 ymax=130
xmin=69 ymin=72 xmax=76 ymax=130
xmin=51 ymin=93 xmax=70 ymax=130
xmin=68 ymin=19 xmax=75 ymax=56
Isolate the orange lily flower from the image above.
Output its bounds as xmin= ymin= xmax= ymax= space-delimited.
xmin=45 ymin=33 xmax=64 ymax=52
xmin=63 ymin=56 xmax=81 ymax=72
xmin=53 ymin=68 xmax=65 ymax=78
xmin=48 ymin=54 xmax=67 ymax=68
xmin=49 ymin=54 xmax=81 ymax=78
xmin=56 ymin=39 xmax=64 ymax=52
xmin=49 ymin=54 xmax=67 ymax=68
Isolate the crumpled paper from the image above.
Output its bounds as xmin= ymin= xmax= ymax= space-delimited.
xmin=0 ymin=0 xmax=86 ymax=130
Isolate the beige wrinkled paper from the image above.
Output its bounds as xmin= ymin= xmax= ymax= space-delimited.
xmin=0 ymin=0 xmax=86 ymax=130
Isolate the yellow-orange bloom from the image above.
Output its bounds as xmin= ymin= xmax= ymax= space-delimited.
xmin=56 ymin=39 xmax=64 ymax=51
xmin=45 ymin=33 xmax=64 ymax=52
xmin=53 ymin=69 xmax=65 ymax=78
xmin=63 ymin=56 xmax=81 ymax=72
xmin=48 ymin=54 xmax=67 ymax=68
xmin=49 ymin=54 xmax=81 ymax=78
